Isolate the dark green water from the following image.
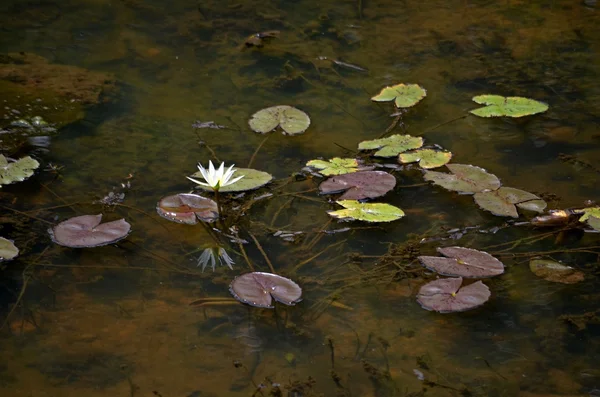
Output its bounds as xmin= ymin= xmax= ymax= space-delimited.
xmin=1 ymin=0 xmax=600 ymax=396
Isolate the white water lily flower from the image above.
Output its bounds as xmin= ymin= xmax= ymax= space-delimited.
xmin=197 ymin=247 xmax=235 ymax=272
xmin=187 ymin=161 xmax=244 ymax=191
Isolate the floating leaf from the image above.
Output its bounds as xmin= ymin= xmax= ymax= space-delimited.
xmin=328 ymin=200 xmax=405 ymax=222
xmin=399 ymin=149 xmax=452 ymax=169
xmin=417 ymin=277 xmax=490 ymax=313
xmin=423 ymin=164 xmax=501 ymax=194
xmin=586 ymin=216 xmax=600 ymax=232
xmin=529 ymin=259 xmax=584 ymax=284
xmin=229 ymin=272 xmax=302 ymax=308
xmin=319 ymin=171 xmax=396 ymax=200
xmin=157 ymin=193 xmax=218 ymax=224
xmin=49 ymin=214 xmax=131 ymax=248
xmin=371 ymin=83 xmax=427 ymax=108
xmin=248 ymin=105 xmax=310 ymax=135
xmin=191 ymin=168 xmax=272 ymax=193
xmin=358 ymin=134 xmax=424 ymax=157
xmin=578 ymin=207 xmax=600 ymax=223
xmin=470 ymin=95 xmax=549 ymax=118
xmin=0 ymin=154 xmax=40 ymax=187
xmin=306 ymin=158 xmax=360 ymax=176
xmin=474 ymin=187 xmax=546 ymax=218
xmin=0 ymin=237 xmax=19 ymax=261
xmin=419 ymin=246 xmax=505 ymax=278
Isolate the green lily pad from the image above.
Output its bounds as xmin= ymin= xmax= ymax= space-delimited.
xmin=578 ymin=207 xmax=600 ymax=223
xmin=248 ymin=105 xmax=310 ymax=135
xmin=358 ymin=134 xmax=424 ymax=157
xmin=399 ymin=149 xmax=452 ymax=169
xmin=371 ymin=83 xmax=427 ymax=108
xmin=423 ymin=164 xmax=501 ymax=194
xmin=328 ymin=200 xmax=405 ymax=222
xmin=306 ymin=158 xmax=360 ymax=176
xmin=474 ymin=187 xmax=546 ymax=218
xmin=586 ymin=216 xmax=600 ymax=232
xmin=191 ymin=168 xmax=272 ymax=193
xmin=0 ymin=154 xmax=40 ymax=187
xmin=0 ymin=237 xmax=19 ymax=261
xmin=470 ymin=95 xmax=549 ymax=118
xmin=529 ymin=259 xmax=584 ymax=284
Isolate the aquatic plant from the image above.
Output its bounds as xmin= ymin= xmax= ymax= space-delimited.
xmin=358 ymin=134 xmax=423 ymax=157
xmin=49 ymin=214 xmax=131 ymax=248
xmin=424 ymin=163 xmax=501 ymax=194
xmin=371 ymin=83 xmax=427 ymax=108
xmin=189 ymin=167 xmax=272 ymax=193
xmin=470 ymin=95 xmax=549 ymax=118
xmin=327 ymin=200 xmax=405 ymax=222
xmin=0 ymin=154 xmax=40 ymax=187
xmin=418 ymin=247 xmax=505 ymax=278
xmin=398 ymin=148 xmax=452 ymax=169
xmin=229 ymin=272 xmax=302 ymax=308
xmin=474 ymin=187 xmax=546 ymax=218
xmin=417 ymin=277 xmax=491 ymax=313
xmin=197 ymin=246 xmax=235 ymax=272
xmin=529 ymin=259 xmax=584 ymax=284
xmin=0 ymin=237 xmax=18 ymax=261
xmin=186 ymin=160 xmax=244 ymax=191
xmin=319 ymin=171 xmax=396 ymax=200
xmin=305 ymin=157 xmax=362 ymax=176
xmin=248 ymin=105 xmax=311 ymax=135
xmin=156 ymin=193 xmax=218 ymax=224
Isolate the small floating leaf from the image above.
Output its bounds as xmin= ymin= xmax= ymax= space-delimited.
xmin=371 ymin=83 xmax=427 ymax=108
xmin=419 ymin=246 xmax=505 ymax=278
xmin=0 ymin=154 xmax=40 ymax=187
xmin=0 ymin=237 xmax=19 ymax=261
xmin=529 ymin=259 xmax=584 ymax=284
xmin=474 ymin=187 xmax=546 ymax=218
xmin=578 ymin=207 xmax=600 ymax=223
xmin=319 ymin=171 xmax=396 ymax=200
xmin=49 ymin=214 xmax=131 ymax=248
xmin=423 ymin=164 xmax=501 ymax=194
xmin=248 ymin=105 xmax=310 ymax=135
xmin=417 ymin=277 xmax=490 ymax=313
xmin=328 ymin=200 xmax=405 ymax=222
xmin=229 ymin=272 xmax=302 ymax=308
xmin=586 ymin=216 xmax=600 ymax=232
xmin=306 ymin=158 xmax=360 ymax=176
xmin=157 ymin=193 xmax=218 ymax=224
xmin=470 ymin=95 xmax=549 ymax=118
xmin=358 ymin=134 xmax=424 ymax=157
xmin=399 ymin=149 xmax=452 ymax=169
xmin=191 ymin=168 xmax=272 ymax=193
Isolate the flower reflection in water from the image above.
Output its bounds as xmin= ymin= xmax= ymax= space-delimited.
xmin=197 ymin=246 xmax=235 ymax=272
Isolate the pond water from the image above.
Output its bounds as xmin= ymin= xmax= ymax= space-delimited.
xmin=1 ymin=0 xmax=600 ymax=396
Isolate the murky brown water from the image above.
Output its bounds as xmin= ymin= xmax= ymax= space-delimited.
xmin=1 ymin=0 xmax=600 ymax=396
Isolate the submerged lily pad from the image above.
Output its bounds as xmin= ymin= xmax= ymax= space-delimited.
xmin=0 ymin=237 xmax=19 ymax=261
xmin=191 ymin=168 xmax=272 ymax=193
xmin=0 ymin=154 xmax=40 ymax=187
xmin=328 ymin=200 xmax=405 ymax=222
xmin=399 ymin=149 xmax=452 ymax=169
xmin=248 ymin=105 xmax=310 ymax=135
xmin=474 ymin=187 xmax=546 ymax=218
xmin=229 ymin=272 xmax=302 ymax=308
xmin=419 ymin=246 xmax=505 ymax=278
xmin=470 ymin=95 xmax=549 ymax=118
xmin=49 ymin=214 xmax=131 ymax=248
xmin=306 ymin=158 xmax=360 ymax=176
xmin=423 ymin=164 xmax=501 ymax=194
xmin=358 ymin=134 xmax=424 ymax=157
xmin=417 ymin=277 xmax=490 ymax=313
xmin=319 ymin=171 xmax=396 ymax=200
xmin=529 ymin=259 xmax=584 ymax=284
xmin=157 ymin=193 xmax=218 ymax=224
xmin=371 ymin=83 xmax=427 ymax=108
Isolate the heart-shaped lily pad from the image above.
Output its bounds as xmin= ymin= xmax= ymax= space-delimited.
xmin=157 ymin=193 xmax=218 ymax=224
xmin=423 ymin=164 xmax=501 ymax=194
xmin=470 ymin=95 xmax=549 ymax=118
xmin=358 ymin=134 xmax=424 ymax=157
xmin=248 ymin=105 xmax=310 ymax=135
xmin=417 ymin=277 xmax=491 ymax=313
xmin=306 ymin=158 xmax=362 ymax=176
xmin=474 ymin=187 xmax=546 ymax=218
xmin=529 ymin=259 xmax=584 ymax=284
xmin=49 ymin=214 xmax=131 ymax=248
xmin=328 ymin=200 xmax=405 ymax=222
xmin=399 ymin=149 xmax=452 ymax=169
xmin=418 ymin=246 xmax=505 ymax=278
xmin=0 ymin=237 xmax=19 ymax=261
xmin=371 ymin=83 xmax=427 ymax=108
xmin=191 ymin=168 xmax=273 ymax=193
xmin=0 ymin=154 xmax=40 ymax=187
xmin=229 ymin=272 xmax=302 ymax=308
xmin=319 ymin=171 xmax=396 ymax=200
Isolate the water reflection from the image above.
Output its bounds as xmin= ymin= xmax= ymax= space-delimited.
xmin=197 ymin=246 xmax=235 ymax=272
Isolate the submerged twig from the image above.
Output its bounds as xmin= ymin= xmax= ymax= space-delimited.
xmin=247 ymin=135 xmax=271 ymax=168
xmin=249 ymin=232 xmax=276 ymax=273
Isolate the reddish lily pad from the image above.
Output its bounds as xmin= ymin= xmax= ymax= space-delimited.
xmin=229 ymin=272 xmax=302 ymax=308
xmin=423 ymin=164 xmax=501 ymax=194
xmin=49 ymin=214 xmax=131 ymax=248
xmin=418 ymin=246 xmax=504 ymax=278
xmin=319 ymin=171 xmax=396 ymax=200
xmin=417 ymin=277 xmax=491 ymax=313
xmin=157 ymin=193 xmax=218 ymax=224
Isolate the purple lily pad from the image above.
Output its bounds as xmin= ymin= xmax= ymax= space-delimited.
xmin=319 ymin=171 xmax=396 ymax=200
xmin=418 ymin=246 xmax=504 ymax=278
xmin=49 ymin=214 xmax=131 ymax=248
xmin=417 ymin=277 xmax=491 ymax=313
xmin=157 ymin=193 xmax=218 ymax=224
xmin=229 ymin=272 xmax=302 ymax=308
